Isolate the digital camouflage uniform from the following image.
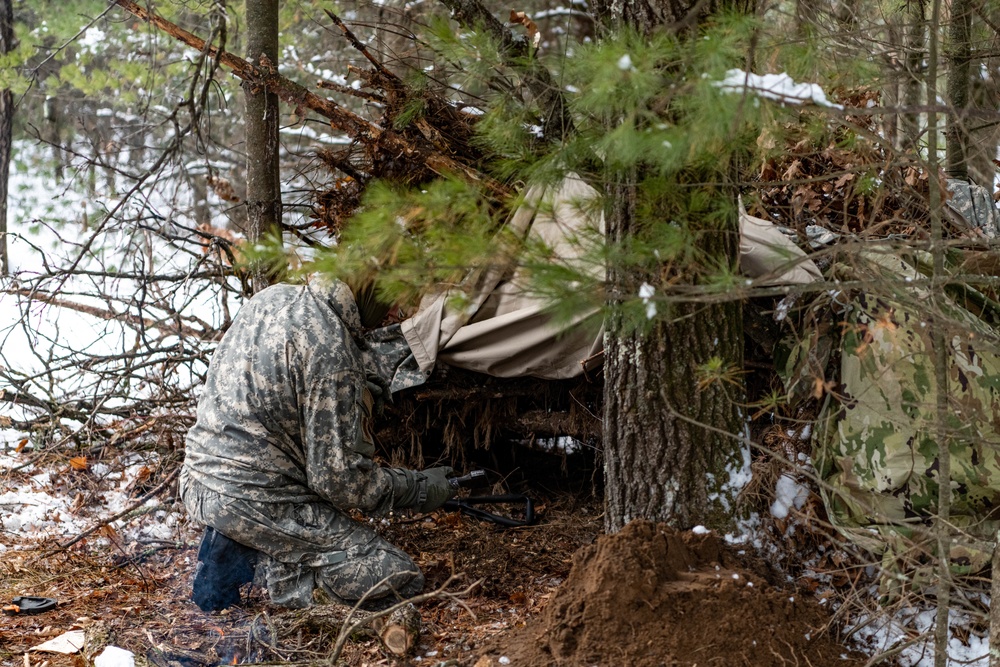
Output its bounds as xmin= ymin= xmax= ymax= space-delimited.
xmin=180 ymin=279 xmax=437 ymax=609
xmin=947 ymin=178 xmax=1000 ymax=238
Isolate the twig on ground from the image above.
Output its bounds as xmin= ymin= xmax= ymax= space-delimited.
xmin=48 ymin=467 xmax=180 ymax=554
xmin=329 ymin=572 xmax=481 ymax=663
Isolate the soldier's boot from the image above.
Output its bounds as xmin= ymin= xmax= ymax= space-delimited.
xmin=191 ymin=526 xmax=261 ymax=612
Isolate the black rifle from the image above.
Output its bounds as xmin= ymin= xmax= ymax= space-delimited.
xmin=445 ymin=470 xmax=536 ymax=527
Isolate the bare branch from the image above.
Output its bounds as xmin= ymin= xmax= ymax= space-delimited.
xmin=110 ymin=0 xmax=508 ymax=198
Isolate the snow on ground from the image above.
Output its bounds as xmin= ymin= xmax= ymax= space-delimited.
xmin=0 ymin=451 xmax=187 ymax=549
xmin=0 ymin=138 xmax=215 ymax=546
xmin=851 ymin=606 xmax=991 ymax=666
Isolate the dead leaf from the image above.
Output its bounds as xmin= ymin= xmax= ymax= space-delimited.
xmin=0 ymin=415 xmax=10 ymax=427
xmin=759 ymin=161 xmax=777 ymax=182
xmin=15 ymin=438 xmax=28 ymax=453
xmin=834 ymin=172 xmax=855 ymax=189
xmin=782 ymin=159 xmax=803 ymax=181
xmin=509 ymin=11 xmax=541 ymax=48
xmin=69 ymin=457 xmax=88 ymax=471
xmin=811 ymin=376 xmax=836 ymax=399
xmin=97 ymin=525 xmax=119 ymax=540
xmin=791 ymin=184 xmax=822 ymax=214
xmin=792 ymin=138 xmax=812 ymax=153
xmin=207 ymin=175 xmax=241 ymax=203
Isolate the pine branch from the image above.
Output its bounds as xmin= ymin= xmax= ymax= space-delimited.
xmin=435 ymin=0 xmax=575 ymax=141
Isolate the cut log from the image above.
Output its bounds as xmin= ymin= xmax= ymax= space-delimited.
xmin=377 ymin=603 xmax=420 ymax=656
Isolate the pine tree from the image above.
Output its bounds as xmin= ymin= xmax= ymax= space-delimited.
xmin=593 ymin=0 xmax=755 ymax=532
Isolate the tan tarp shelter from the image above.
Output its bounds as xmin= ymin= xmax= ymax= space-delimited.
xmin=401 ymin=177 xmax=820 ymax=381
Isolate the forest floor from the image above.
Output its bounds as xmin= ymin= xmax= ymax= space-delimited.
xmin=0 ymin=447 xmax=954 ymax=667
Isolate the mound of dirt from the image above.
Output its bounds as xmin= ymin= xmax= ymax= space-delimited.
xmin=477 ymin=520 xmax=865 ymax=667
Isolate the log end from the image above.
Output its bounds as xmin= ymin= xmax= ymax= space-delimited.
xmin=378 ymin=603 xmax=421 ymax=656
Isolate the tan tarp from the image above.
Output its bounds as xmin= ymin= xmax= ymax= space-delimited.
xmin=738 ymin=200 xmax=822 ymax=285
xmin=401 ymin=180 xmax=821 ymax=380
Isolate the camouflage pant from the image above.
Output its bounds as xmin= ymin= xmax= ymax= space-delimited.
xmin=180 ymin=470 xmax=424 ymax=608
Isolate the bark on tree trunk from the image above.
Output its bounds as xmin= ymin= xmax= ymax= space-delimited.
xmin=946 ymin=0 xmax=972 ymax=180
xmin=591 ymin=0 xmax=751 ymax=34
xmin=595 ymin=0 xmax=749 ymax=533
xmin=602 ymin=179 xmax=744 ymax=532
xmin=968 ymin=5 xmax=1000 ymax=189
xmin=902 ymin=0 xmax=926 ymax=152
xmin=245 ymin=0 xmax=282 ymax=293
xmin=0 ymin=0 xmax=14 ymax=276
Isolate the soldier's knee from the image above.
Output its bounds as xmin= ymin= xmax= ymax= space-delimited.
xmin=318 ymin=546 xmax=424 ymax=603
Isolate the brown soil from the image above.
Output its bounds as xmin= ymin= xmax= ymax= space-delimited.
xmin=477 ymin=520 xmax=866 ymax=667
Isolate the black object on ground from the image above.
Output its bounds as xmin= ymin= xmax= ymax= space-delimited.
xmin=444 ymin=494 xmax=536 ymax=527
xmin=3 ymin=596 xmax=58 ymax=615
xmin=448 ymin=470 xmax=490 ymax=489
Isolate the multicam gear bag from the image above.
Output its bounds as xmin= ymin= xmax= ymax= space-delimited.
xmin=786 ymin=247 xmax=1000 ymax=588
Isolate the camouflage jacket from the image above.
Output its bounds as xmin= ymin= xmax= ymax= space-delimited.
xmin=182 ymin=279 xmax=415 ymax=513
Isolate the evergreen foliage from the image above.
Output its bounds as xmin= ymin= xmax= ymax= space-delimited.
xmin=312 ymin=12 xmax=806 ymax=336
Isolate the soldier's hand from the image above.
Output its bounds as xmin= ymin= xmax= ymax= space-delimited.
xmin=418 ymin=466 xmax=456 ymax=513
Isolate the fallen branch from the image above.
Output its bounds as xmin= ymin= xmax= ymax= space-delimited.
xmin=110 ymin=0 xmax=508 ymax=198
xmin=325 ymin=9 xmax=403 ymax=87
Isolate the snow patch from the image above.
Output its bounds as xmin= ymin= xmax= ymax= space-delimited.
xmin=639 ymin=282 xmax=657 ymax=319
xmin=769 ymin=474 xmax=809 ymax=520
xmin=715 ymin=70 xmax=842 ymax=109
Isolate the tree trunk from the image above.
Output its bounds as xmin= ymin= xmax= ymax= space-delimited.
xmin=968 ymin=5 xmax=1000 ymax=189
xmin=603 ymin=180 xmax=744 ymax=532
xmin=595 ymin=0 xmax=749 ymax=533
xmin=946 ymin=0 xmax=972 ymax=180
xmin=0 ymin=0 xmax=14 ymax=276
xmin=882 ymin=13 xmax=903 ymax=150
xmin=244 ymin=0 xmax=282 ymax=293
xmin=902 ymin=0 xmax=926 ymax=152
xmin=795 ymin=0 xmax=822 ymax=39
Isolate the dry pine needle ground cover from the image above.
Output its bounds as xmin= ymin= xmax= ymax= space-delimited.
xmin=0 ymin=466 xmax=607 ymax=667
xmin=0 ymin=449 xmax=893 ymax=667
